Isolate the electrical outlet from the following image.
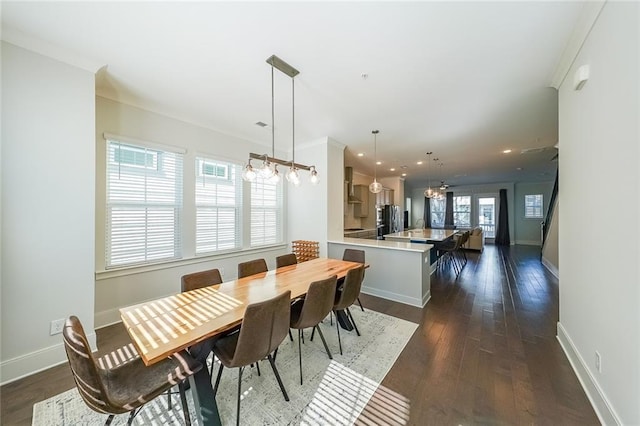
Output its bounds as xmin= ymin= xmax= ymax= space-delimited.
xmin=595 ymin=351 xmax=602 ymax=373
xmin=50 ymin=318 xmax=65 ymax=336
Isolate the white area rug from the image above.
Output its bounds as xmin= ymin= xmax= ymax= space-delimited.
xmin=32 ymin=308 xmax=417 ymax=425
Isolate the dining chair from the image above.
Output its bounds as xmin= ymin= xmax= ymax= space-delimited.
xmin=332 ymin=265 xmax=365 ymax=355
xmin=63 ymin=316 xmax=201 ymax=426
xmin=181 ymin=268 xmax=223 ymax=292
xmin=237 ymin=258 xmax=268 ymax=279
xmin=342 ymin=249 xmax=366 ymax=311
xmin=181 ymin=268 xmax=225 ymax=375
xmin=276 ymin=253 xmax=298 ymax=269
xmin=212 ymin=290 xmax=292 ymax=426
xmin=289 ymin=275 xmax=337 ymax=384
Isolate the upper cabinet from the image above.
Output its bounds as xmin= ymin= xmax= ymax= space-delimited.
xmin=376 ymin=188 xmax=394 ymax=206
xmin=353 ymin=185 xmax=369 ymax=217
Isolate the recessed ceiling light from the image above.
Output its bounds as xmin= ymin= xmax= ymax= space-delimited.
xmin=357 ymin=153 xmax=364 ymax=157
xmin=516 ymin=167 xmax=523 ymax=171
xmin=417 ymin=161 xmax=423 ymax=165
xmin=390 ymin=168 xmax=396 ymax=171
xmin=255 ymin=121 xmax=268 ymax=127
xmin=376 ymin=161 xmax=382 ymax=165
xmin=503 ymin=149 xmax=512 ymax=154
xmin=401 ymin=173 xmax=407 ymax=177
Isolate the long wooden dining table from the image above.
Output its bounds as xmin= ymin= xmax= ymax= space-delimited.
xmin=119 ymin=257 xmax=365 ymax=426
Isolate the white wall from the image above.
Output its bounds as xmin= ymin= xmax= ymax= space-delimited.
xmin=541 ymin=199 xmax=559 ymax=278
xmin=557 ymin=2 xmax=639 ymax=424
xmin=287 ymin=137 xmax=345 ymax=257
xmin=1 ymin=43 xmax=96 ymax=384
xmin=514 ymin=181 xmax=554 ymax=245
xmin=94 ymin=97 xmax=290 ymax=327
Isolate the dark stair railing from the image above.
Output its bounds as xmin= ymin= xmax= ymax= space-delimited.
xmin=541 ymin=169 xmax=559 ymax=252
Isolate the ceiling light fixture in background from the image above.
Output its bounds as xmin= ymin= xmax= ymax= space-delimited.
xmin=369 ymin=130 xmax=383 ymax=194
xmin=242 ymin=55 xmax=318 ymax=186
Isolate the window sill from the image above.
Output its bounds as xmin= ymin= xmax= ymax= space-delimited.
xmin=96 ymin=243 xmax=287 ymax=281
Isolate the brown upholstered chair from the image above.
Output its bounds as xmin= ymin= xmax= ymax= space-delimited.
xmin=63 ymin=316 xmax=201 ymax=426
xmin=237 ymin=258 xmax=268 ymax=279
xmin=181 ymin=268 xmax=223 ymax=292
xmin=212 ymin=291 xmax=292 ymax=425
xmin=342 ymin=249 xmax=366 ymax=311
xmin=333 ymin=265 xmax=365 ymax=355
xmin=289 ymin=275 xmax=337 ymax=384
xmin=181 ymin=268 xmax=225 ymax=375
xmin=276 ymin=253 xmax=298 ymax=269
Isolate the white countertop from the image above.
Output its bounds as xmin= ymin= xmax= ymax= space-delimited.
xmin=343 ymin=227 xmax=377 ymax=236
xmin=383 ymin=228 xmax=456 ymax=242
xmin=329 ymin=237 xmax=432 ymax=253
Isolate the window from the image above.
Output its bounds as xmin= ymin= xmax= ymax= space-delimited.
xmin=525 ymin=194 xmax=543 ymax=218
xmin=195 ymin=157 xmax=242 ymax=254
xmin=453 ymin=195 xmax=471 ymax=227
xmin=430 ymin=198 xmax=445 ymax=227
xmin=106 ymin=140 xmax=183 ymax=268
xmin=250 ymin=176 xmax=283 ymax=246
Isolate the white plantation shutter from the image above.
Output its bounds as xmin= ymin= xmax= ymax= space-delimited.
xmin=525 ymin=194 xmax=543 ymax=218
xmin=251 ymin=176 xmax=283 ymax=247
xmin=106 ymin=140 xmax=183 ymax=268
xmin=195 ymin=157 xmax=242 ymax=254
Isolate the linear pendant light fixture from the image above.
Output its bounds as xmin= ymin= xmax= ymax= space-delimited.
xmin=242 ymin=55 xmax=318 ymax=186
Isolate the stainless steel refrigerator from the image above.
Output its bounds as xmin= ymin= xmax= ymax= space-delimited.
xmin=376 ymin=205 xmax=401 ymax=239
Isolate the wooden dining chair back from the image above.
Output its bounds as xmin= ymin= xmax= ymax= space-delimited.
xmin=333 ymin=265 xmax=365 ymax=355
xmin=342 ymin=249 xmax=366 ymax=311
xmin=212 ymin=290 xmax=292 ymax=425
xmin=63 ymin=316 xmax=201 ymax=425
xmin=181 ymin=268 xmax=223 ymax=292
xmin=276 ymin=253 xmax=298 ymax=269
xmin=290 ymin=275 xmax=337 ymax=384
xmin=237 ymin=258 xmax=268 ymax=279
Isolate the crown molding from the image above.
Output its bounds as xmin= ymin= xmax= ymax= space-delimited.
xmin=1 ymin=28 xmax=104 ymax=73
xmin=550 ymin=1 xmax=606 ymax=89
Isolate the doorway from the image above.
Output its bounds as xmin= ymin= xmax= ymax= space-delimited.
xmin=477 ymin=196 xmax=496 ymax=238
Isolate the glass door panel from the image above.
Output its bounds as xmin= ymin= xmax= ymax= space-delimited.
xmin=478 ymin=197 xmax=496 ymax=238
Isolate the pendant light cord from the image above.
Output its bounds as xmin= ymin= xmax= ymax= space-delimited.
xmin=271 ymin=64 xmax=275 ymax=158
xmin=291 ymin=78 xmax=295 ymax=165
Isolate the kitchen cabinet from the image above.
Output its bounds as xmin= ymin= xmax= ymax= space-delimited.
xmin=376 ymin=188 xmax=394 ymax=206
xmin=353 ymin=185 xmax=369 ymax=217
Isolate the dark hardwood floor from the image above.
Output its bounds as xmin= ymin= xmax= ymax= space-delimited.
xmin=1 ymin=245 xmax=599 ymax=425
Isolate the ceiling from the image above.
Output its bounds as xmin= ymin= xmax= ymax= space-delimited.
xmin=2 ymin=1 xmax=581 ymax=188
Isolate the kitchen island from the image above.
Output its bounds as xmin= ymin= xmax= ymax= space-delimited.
xmin=328 ymin=237 xmax=432 ymax=307
xmin=383 ymin=228 xmax=457 ymax=243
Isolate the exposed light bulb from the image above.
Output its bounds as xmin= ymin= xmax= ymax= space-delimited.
xmin=259 ymin=160 xmax=273 ymax=179
xmin=268 ymin=165 xmax=280 ymax=183
xmin=309 ymin=167 xmax=319 ymax=185
xmin=242 ymin=162 xmax=257 ymax=182
xmin=286 ymin=167 xmax=300 ymax=185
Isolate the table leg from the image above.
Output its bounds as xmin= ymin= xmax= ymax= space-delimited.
xmin=189 ymin=368 xmax=222 ymax=426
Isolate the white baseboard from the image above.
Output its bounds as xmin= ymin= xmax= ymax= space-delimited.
xmin=361 ymin=286 xmax=428 ymax=308
xmin=95 ymin=307 xmax=123 ymax=329
xmin=556 ymin=322 xmax=620 ymax=425
xmin=541 ymin=256 xmax=559 ymax=278
xmin=0 ymin=332 xmax=96 ymax=386
xmin=515 ymin=239 xmax=541 ymax=246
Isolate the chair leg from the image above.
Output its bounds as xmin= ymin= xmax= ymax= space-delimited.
xmin=167 ymin=386 xmax=171 ymax=410
xmin=314 ymin=325 xmax=333 ymax=359
xmin=213 ymin=363 xmax=224 ymax=397
xmin=357 ymin=296 xmax=365 ymax=312
xmin=298 ymin=329 xmax=303 ymax=385
xmin=310 ymin=326 xmax=316 ymax=341
xmin=126 ymin=411 xmax=136 ymax=426
xmin=105 ymin=415 xmax=115 ymax=426
xmin=179 ymin=382 xmax=192 ymax=426
xmin=289 ymin=329 xmax=294 ymax=342
xmin=236 ymin=367 xmax=244 ymax=426
xmin=335 ymin=313 xmax=343 ymax=355
xmin=267 ymin=353 xmax=290 ymax=401
xmin=346 ymin=307 xmax=360 ymax=336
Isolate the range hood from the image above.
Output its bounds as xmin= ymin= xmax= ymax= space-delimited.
xmin=345 ymin=167 xmax=362 ymax=204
